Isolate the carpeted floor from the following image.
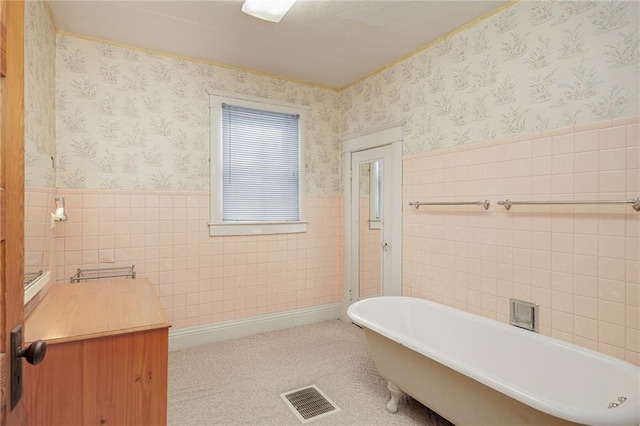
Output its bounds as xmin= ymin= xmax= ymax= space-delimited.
xmin=168 ymin=320 xmax=452 ymax=426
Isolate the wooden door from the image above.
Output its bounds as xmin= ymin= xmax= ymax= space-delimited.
xmin=0 ymin=0 xmax=25 ymax=424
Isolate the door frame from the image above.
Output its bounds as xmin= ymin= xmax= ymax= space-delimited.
xmin=1 ymin=0 xmax=26 ymax=423
xmin=341 ymin=124 xmax=403 ymax=320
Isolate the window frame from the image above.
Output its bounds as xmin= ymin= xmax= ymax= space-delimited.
xmin=209 ymin=92 xmax=308 ymax=236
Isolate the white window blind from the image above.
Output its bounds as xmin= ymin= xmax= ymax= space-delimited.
xmin=222 ymin=103 xmax=300 ymax=222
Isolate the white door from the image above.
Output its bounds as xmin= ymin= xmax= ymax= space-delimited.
xmin=349 ymin=144 xmax=401 ymax=300
xmin=342 ymin=125 xmax=402 ymax=318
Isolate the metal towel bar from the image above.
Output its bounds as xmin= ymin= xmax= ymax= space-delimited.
xmin=70 ymin=265 xmax=136 ymax=283
xmin=409 ymin=200 xmax=490 ymax=210
xmin=497 ymin=196 xmax=640 ymax=212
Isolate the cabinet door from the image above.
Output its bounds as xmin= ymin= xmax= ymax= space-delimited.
xmin=23 ymin=341 xmax=84 ymax=425
xmin=83 ymin=329 xmax=168 ymax=425
xmin=24 ymin=328 xmax=168 ymax=426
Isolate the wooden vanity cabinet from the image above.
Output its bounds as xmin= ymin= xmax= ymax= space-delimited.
xmin=23 ymin=278 xmax=170 ymax=425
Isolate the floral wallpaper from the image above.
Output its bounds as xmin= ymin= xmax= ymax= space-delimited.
xmin=25 ymin=0 xmax=56 ymax=187
xmin=341 ymin=1 xmax=640 ymax=155
xmin=55 ymin=36 xmax=341 ymax=194
xmin=50 ymin=1 xmax=640 ymax=187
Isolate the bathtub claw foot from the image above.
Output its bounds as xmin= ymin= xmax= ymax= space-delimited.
xmin=386 ymin=381 xmax=404 ymax=414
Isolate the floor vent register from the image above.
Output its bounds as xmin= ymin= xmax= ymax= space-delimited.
xmin=280 ymin=385 xmax=341 ymax=424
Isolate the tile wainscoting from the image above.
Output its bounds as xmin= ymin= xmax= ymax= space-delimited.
xmin=403 ymin=116 xmax=640 ymax=365
xmin=54 ymin=191 xmax=343 ymax=329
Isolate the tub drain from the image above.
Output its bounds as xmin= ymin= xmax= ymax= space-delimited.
xmin=280 ymin=385 xmax=341 ymax=424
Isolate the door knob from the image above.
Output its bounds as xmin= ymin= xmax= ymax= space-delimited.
xmin=10 ymin=324 xmax=47 ymax=409
xmin=18 ymin=340 xmax=47 ymax=365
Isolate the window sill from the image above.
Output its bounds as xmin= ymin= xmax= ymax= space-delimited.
xmin=208 ymin=221 xmax=308 ymax=236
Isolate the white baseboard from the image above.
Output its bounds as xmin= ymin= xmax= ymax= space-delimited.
xmin=169 ymin=303 xmax=341 ymax=351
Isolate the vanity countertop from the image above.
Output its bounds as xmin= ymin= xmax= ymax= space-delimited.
xmin=25 ymin=278 xmax=170 ymax=345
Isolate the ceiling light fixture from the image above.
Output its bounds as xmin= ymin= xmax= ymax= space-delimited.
xmin=242 ymin=0 xmax=296 ymax=23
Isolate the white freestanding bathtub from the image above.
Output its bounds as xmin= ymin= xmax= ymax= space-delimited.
xmin=347 ymin=296 xmax=640 ymax=426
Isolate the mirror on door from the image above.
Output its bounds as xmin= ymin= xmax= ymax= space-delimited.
xmin=358 ymin=160 xmax=383 ymax=299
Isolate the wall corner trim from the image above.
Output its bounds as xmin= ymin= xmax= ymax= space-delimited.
xmin=168 ymin=303 xmax=342 ymax=351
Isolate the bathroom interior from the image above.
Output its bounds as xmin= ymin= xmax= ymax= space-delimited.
xmin=12 ymin=0 xmax=640 ymax=424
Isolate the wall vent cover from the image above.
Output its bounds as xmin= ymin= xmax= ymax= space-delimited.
xmin=280 ymin=385 xmax=341 ymax=424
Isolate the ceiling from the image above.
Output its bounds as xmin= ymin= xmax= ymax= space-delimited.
xmin=48 ymin=1 xmax=508 ymax=90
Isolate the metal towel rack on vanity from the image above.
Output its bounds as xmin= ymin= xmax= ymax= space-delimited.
xmin=409 ymin=200 xmax=491 ymax=210
xmin=70 ymin=265 xmax=136 ymax=283
xmin=497 ymin=196 xmax=640 ymax=212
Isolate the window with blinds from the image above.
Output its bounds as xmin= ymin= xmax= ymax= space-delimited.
xmin=209 ymin=94 xmax=307 ymax=236
xmin=222 ymin=103 xmax=299 ymax=222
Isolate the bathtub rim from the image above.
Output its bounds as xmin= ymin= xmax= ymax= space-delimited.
xmin=347 ymin=296 xmax=640 ymax=426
